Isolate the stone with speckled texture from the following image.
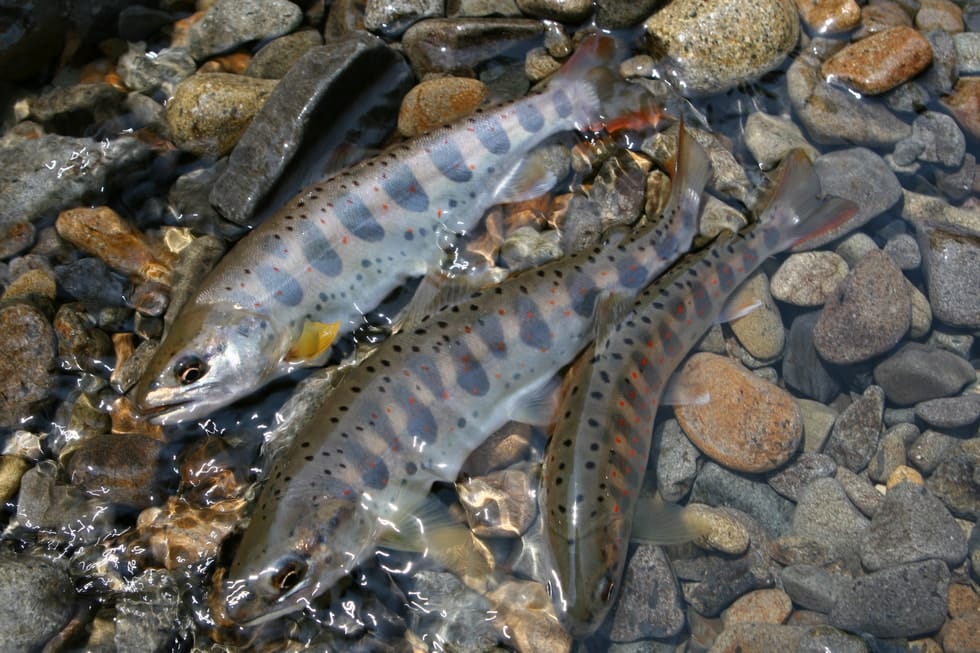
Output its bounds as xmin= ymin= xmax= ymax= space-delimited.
xmin=675 ymin=353 xmax=802 ymax=474
xmin=644 ymin=0 xmax=799 ymax=95
xmin=821 ymin=26 xmax=933 ymax=95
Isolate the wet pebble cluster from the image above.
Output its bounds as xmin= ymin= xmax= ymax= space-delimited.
xmin=0 ymin=0 xmax=977 ymax=651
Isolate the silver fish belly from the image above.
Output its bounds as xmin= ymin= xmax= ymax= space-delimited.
xmin=540 ymin=149 xmax=858 ymax=636
xmin=215 ymin=123 xmax=712 ymax=627
xmin=135 ymin=35 xmax=656 ymax=424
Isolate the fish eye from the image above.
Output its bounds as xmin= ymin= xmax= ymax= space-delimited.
xmin=271 ymin=557 xmax=307 ymax=593
xmin=174 ymin=356 xmax=208 ymax=385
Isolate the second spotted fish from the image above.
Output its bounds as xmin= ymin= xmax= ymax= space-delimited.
xmin=540 ymin=149 xmax=858 ymax=636
xmin=213 ymin=121 xmax=711 ymax=627
xmin=135 ymin=34 xmax=662 ymax=423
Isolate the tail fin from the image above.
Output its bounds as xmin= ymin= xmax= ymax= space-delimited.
xmin=759 ymin=150 xmax=858 ymax=252
xmin=550 ymin=33 xmax=664 ymax=136
xmin=667 ymin=122 xmax=712 ymax=247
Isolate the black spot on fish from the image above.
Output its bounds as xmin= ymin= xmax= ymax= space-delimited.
xmin=383 ymin=161 xmax=429 ymax=212
xmin=303 ymin=236 xmax=343 ymax=277
xmin=475 ymin=117 xmax=510 ymax=154
xmin=516 ymin=101 xmax=544 ymax=132
xmin=429 ymin=140 xmax=472 ymax=182
xmin=337 ymin=193 xmax=385 ymax=242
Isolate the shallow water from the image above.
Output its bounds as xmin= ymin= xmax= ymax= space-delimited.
xmin=0 ymin=4 xmax=978 ymax=653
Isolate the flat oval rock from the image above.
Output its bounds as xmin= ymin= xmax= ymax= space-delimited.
xmin=771 ymin=251 xmax=849 ymax=306
xmin=675 ymin=353 xmax=802 ymax=473
xmin=814 ymin=249 xmax=911 ymax=365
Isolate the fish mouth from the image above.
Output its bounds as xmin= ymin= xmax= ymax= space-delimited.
xmin=134 ymin=392 xmax=205 ymax=425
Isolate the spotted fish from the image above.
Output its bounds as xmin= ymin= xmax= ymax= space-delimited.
xmin=134 ymin=34 xmax=663 ymax=424
xmin=540 ymin=150 xmax=858 ymax=636
xmin=213 ymin=123 xmax=711 ymax=627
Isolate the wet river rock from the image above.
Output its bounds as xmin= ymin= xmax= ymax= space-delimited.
xmin=0 ymin=302 xmax=56 ymax=429
xmin=211 ymin=32 xmax=413 ymax=226
xmin=0 ymin=548 xmax=76 ymax=650
xmin=644 ymin=0 xmax=799 ymax=94
xmin=675 ymin=353 xmax=802 ymax=474
xmin=814 ymin=249 xmax=911 ymax=365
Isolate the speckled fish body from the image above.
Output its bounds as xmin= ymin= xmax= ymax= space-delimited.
xmin=135 ymin=35 xmax=654 ymax=424
xmin=540 ymin=150 xmax=858 ymax=636
xmin=216 ymin=125 xmax=712 ymax=627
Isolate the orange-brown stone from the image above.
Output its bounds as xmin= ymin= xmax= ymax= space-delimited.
xmin=942 ymin=77 xmax=980 ymax=139
xmin=821 ymin=26 xmax=933 ymax=95
xmin=397 ymin=76 xmax=488 ymax=138
xmin=795 ymin=0 xmax=862 ymax=34
xmin=674 ymin=353 xmax=803 ymax=473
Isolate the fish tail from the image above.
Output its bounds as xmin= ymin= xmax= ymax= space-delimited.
xmin=668 ymin=122 xmax=712 ymax=246
xmin=551 ymin=34 xmax=665 ymax=135
xmin=760 ymin=150 xmax=858 ymax=250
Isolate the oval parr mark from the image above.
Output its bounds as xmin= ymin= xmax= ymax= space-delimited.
xmin=475 ymin=116 xmax=510 ymax=155
xmin=516 ymin=295 xmax=552 ymax=350
xmin=382 ymin=161 xmax=429 ymax=212
xmin=337 ymin=193 xmax=385 ymax=242
xmin=454 ymin=343 xmax=490 ymax=396
xmin=302 ymin=236 xmax=343 ymax=277
xmin=362 ymin=457 xmax=390 ymax=490
xmin=515 ymin=101 xmax=544 ymax=133
xmin=257 ymin=265 xmax=304 ymax=306
xmin=552 ymin=88 xmax=573 ymax=118
xmin=429 ymin=139 xmax=473 ymax=183
xmin=616 ymin=256 xmax=647 ymax=289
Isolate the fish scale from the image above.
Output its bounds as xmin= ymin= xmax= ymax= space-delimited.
xmin=540 ymin=149 xmax=858 ymax=636
xmin=216 ymin=123 xmax=712 ymax=627
xmin=136 ymin=35 xmax=657 ymax=424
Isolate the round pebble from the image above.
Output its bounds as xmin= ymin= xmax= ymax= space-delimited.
xmin=397 ymin=77 xmax=489 ymax=138
xmin=166 ymin=73 xmax=278 ymax=159
xmin=515 ymin=0 xmax=592 ymax=22
xmin=883 ymin=233 xmax=921 ymax=270
xmin=722 ymin=588 xmax=793 ymax=625
xmin=854 ymin=0 xmax=914 ymax=40
xmin=888 ymin=464 xmax=925 ymax=488
xmin=0 ymin=304 xmax=55 ymax=429
xmin=771 ymin=251 xmax=849 ymax=306
xmin=675 ymin=353 xmax=802 ymax=473
xmin=797 ymin=0 xmax=861 ymax=34
xmin=814 ymin=249 xmax=911 ymax=365
xmin=941 ymin=77 xmax=980 ymax=139
xmin=821 ymin=26 xmax=933 ymax=95
xmin=915 ymin=0 xmax=965 ymax=33
xmin=64 ymin=434 xmax=174 ymax=509
xmin=915 ymin=397 xmax=980 ymax=429
xmin=743 ymin=112 xmax=819 ymax=168
xmin=0 ymin=549 xmax=76 ymax=650
xmin=728 ymin=272 xmax=784 ymax=361
xmin=644 ymin=0 xmax=799 ymax=94
xmin=873 ymin=343 xmax=976 ymax=405
xmin=685 ymin=503 xmax=751 ymax=555
xmin=186 ymin=0 xmax=303 ymax=61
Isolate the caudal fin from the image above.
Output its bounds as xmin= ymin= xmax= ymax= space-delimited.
xmin=550 ymin=33 xmax=664 ymax=136
xmin=759 ymin=150 xmax=858 ymax=252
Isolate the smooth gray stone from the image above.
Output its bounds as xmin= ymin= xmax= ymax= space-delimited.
xmin=0 ymin=548 xmax=76 ymax=651
xmin=873 ymin=343 xmax=976 ymax=406
xmin=609 ymin=544 xmax=685 ymax=641
xmin=211 ymin=33 xmax=413 ymax=226
xmin=860 ymin=481 xmax=967 ymax=571
xmin=829 ymin=559 xmax=949 ymax=638
xmin=690 ymin=462 xmax=795 ymax=537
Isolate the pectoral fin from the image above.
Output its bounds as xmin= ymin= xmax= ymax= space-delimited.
xmin=286 ymin=320 xmax=341 ymax=364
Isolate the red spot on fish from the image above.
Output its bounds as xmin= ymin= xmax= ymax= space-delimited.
xmin=640 ymin=357 xmax=648 ymax=366
xmin=496 ymin=342 xmax=505 ymax=351
xmin=564 ymin=310 xmax=572 ymax=317
xmin=471 ymin=387 xmax=480 ymax=394
xmin=615 ymin=436 xmax=623 ymax=444
xmin=646 ymin=340 xmax=654 ymax=348
xmin=675 ymin=305 xmax=683 ymax=315
xmin=631 ymin=371 xmax=638 ymax=380
xmin=240 ymin=283 xmax=245 ymax=288
xmin=343 ymin=488 xmax=351 ymax=496
xmin=437 ymin=209 xmax=443 ymax=217
xmin=526 ymin=311 xmax=534 ymax=319
xmin=408 ymin=396 xmax=415 ymax=404
xmin=254 ymin=303 xmax=262 ymax=308
xmin=498 ymin=309 xmax=506 ymax=315
xmin=276 ymin=290 xmax=283 ymax=297
xmin=404 ymin=370 xmax=411 ymax=377
xmin=373 ymin=186 xmax=379 ymax=192
xmin=613 ymin=504 xmax=620 ymax=513
xmin=464 ymin=325 xmax=472 ymax=333
xmin=409 ymin=185 xmax=417 ymax=193
xmin=441 ymin=391 xmax=449 ymax=400
xmin=548 ymin=299 xmax=555 ymax=306
xmin=342 ymin=236 xmax=348 ymax=245
xmin=383 ymin=204 xmax=389 ymax=211
xmin=618 ymin=400 xmax=625 ymax=407
xmin=711 ymin=278 xmax=718 ymax=285
xmin=306 ymin=266 xmax=312 ymax=273
xmin=272 ymin=266 xmax=280 ymax=272
xmin=385 ymin=407 xmax=391 ymax=413
xmin=469 ymin=164 xmax=476 ymax=170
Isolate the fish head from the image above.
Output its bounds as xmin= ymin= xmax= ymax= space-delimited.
xmin=552 ymin=511 xmax=630 ymax=637
xmin=134 ymin=305 xmax=293 ymax=423
xmin=217 ymin=496 xmax=366 ymax=627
